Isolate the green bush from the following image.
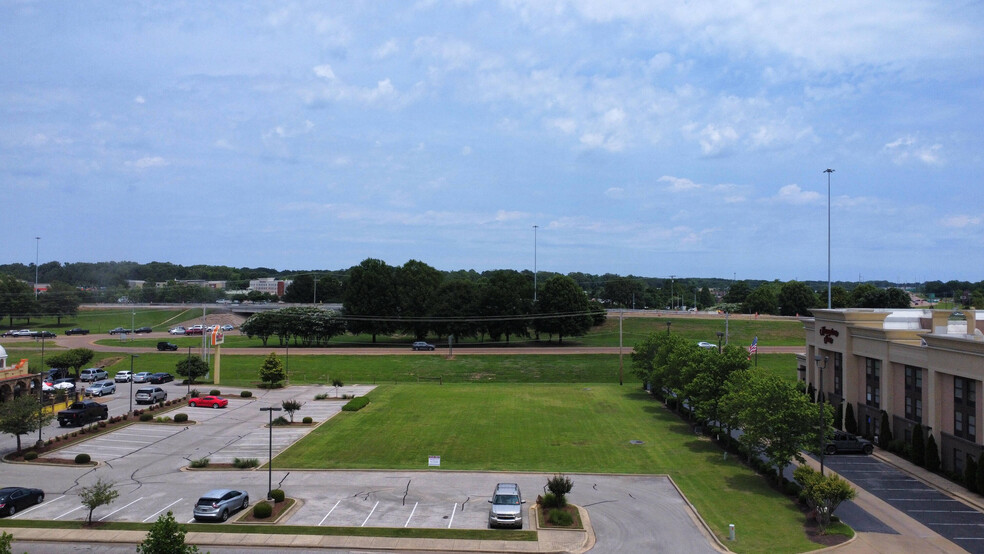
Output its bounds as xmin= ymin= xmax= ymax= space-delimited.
xmin=233 ymin=457 xmax=259 ymax=469
xmin=210 ymin=389 xmax=221 ymax=396
xmin=302 ymin=416 xmax=313 ymax=424
xmin=272 ymin=416 xmax=289 ymax=426
xmin=269 ymin=489 xmax=285 ymax=503
xmin=155 ymin=416 xmax=172 ymax=423
xmin=75 ymin=453 xmax=91 ymax=464
xmin=189 ymin=389 xmax=200 ymax=398
xmin=240 ymin=390 xmax=252 ymax=398
xmin=252 ymin=501 xmax=273 ymax=519
xmin=23 ymin=451 xmax=38 ymax=461
xmin=174 ymin=413 xmax=188 ymax=423
xmin=342 ymin=396 xmax=370 ymax=412
xmin=548 ymin=509 xmax=573 ymax=526
xmin=314 ymin=393 xmax=329 ymax=400
xmin=140 ymin=413 xmax=153 ymax=422
xmin=190 ymin=457 xmax=210 ymax=469
xmin=539 ymin=492 xmax=562 ymax=509
xmin=547 ymin=474 xmax=573 ymax=499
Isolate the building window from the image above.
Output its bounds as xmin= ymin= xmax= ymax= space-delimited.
xmin=954 ymin=376 xmax=977 ymax=442
xmin=834 ymin=353 xmax=843 ymax=396
xmin=865 ymin=358 xmax=881 ymax=408
xmin=904 ymin=366 xmax=923 ymax=424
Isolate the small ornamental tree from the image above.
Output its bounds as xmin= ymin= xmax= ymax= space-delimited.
xmin=925 ymin=433 xmax=941 ymax=472
xmin=259 ymin=352 xmax=286 ymax=387
xmin=137 ymin=510 xmax=200 ymax=553
xmin=0 ymin=394 xmax=54 ymax=452
xmin=965 ymin=455 xmax=978 ymax=493
xmin=175 ymin=356 xmax=209 ymax=385
xmin=332 ymin=378 xmax=343 ymax=397
xmin=832 ymin=402 xmax=843 ymax=430
xmin=0 ymin=531 xmax=12 ymax=554
xmin=911 ymin=424 xmax=925 ymax=467
xmin=79 ymin=478 xmax=119 ymax=525
xmin=281 ymin=399 xmax=302 ymax=423
xmin=844 ymin=403 xmax=858 ymax=435
xmin=794 ymin=465 xmax=857 ymax=534
xmin=878 ymin=411 xmax=893 ymax=449
xmin=546 ymin=474 xmax=574 ymax=505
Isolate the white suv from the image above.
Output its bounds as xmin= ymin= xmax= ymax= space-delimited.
xmin=114 ymin=370 xmax=133 ymax=383
xmin=79 ymin=368 xmax=109 ymax=382
xmin=134 ymin=387 xmax=167 ymax=404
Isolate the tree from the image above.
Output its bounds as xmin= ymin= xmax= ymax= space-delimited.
xmin=481 ymin=270 xmax=533 ymax=342
xmin=44 ymin=348 xmax=95 ymax=379
xmin=259 ymin=352 xmax=286 ymax=387
xmin=925 ymin=433 xmax=941 ymax=472
xmin=793 ymin=465 xmax=857 ymax=534
xmin=79 ymin=478 xmax=119 ymax=525
xmin=602 ymin=276 xmax=645 ymax=308
xmin=844 ymin=403 xmax=858 ymax=435
xmin=965 ymin=455 xmax=979 ymax=494
xmin=281 ymin=274 xmax=316 ymax=303
xmin=911 ymin=423 xmax=925 ymax=467
xmin=742 ymin=284 xmax=779 ymax=314
xmin=878 ymin=410 xmax=893 ymax=448
xmin=686 ymin=345 xmax=749 ymax=428
xmin=976 ymin=453 xmax=984 ymax=495
xmin=331 ymin=378 xmax=343 ymax=398
xmin=37 ymin=282 xmax=81 ymax=324
xmin=137 ymin=510 xmax=200 ymax=553
xmin=281 ymin=399 xmax=302 ymax=423
xmin=240 ymin=311 xmax=276 ymax=346
xmin=430 ymin=279 xmax=481 ymax=340
xmin=546 ymin=474 xmax=574 ymax=505
xmin=778 ymin=281 xmax=818 ymax=316
xmin=832 ymin=402 xmax=843 ymax=430
xmin=342 ymin=258 xmax=397 ymax=343
xmin=723 ymin=281 xmax=751 ymax=304
xmin=534 ymin=275 xmax=592 ymax=342
xmin=395 ymin=259 xmax=443 ymax=339
xmin=175 ymin=356 xmax=209 ymax=385
xmin=0 ymin=395 xmax=54 ymax=452
xmin=0 ymin=273 xmax=35 ymax=326
xmin=0 ymin=530 xmax=11 ymax=554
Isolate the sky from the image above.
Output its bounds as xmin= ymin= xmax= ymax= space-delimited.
xmin=3 ymin=1 xmax=983 ymax=283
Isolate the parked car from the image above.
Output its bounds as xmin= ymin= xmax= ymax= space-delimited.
xmin=79 ymin=368 xmax=109 ymax=382
xmin=132 ymin=372 xmax=154 ymax=383
xmin=412 ymin=341 xmax=436 ymax=351
xmin=44 ymin=368 xmax=69 ymax=381
xmin=188 ymin=395 xmax=228 ymax=409
xmin=0 ymin=330 xmax=16 ymax=337
xmin=134 ymin=386 xmax=167 ymax=404
xmin=193 ymin=489 xmax=248 ymax=522
xmin=114 ymin=370 xmax=133 ymax=383
xmin=134 ymin=326 xmax=153 ymax=334
xmin=57 ymin=400 xmax=108 ymax=427
xmin=169 ymin=326 xmax=186 ymax=335
xmin=0 ymin=487 xmax=44 ymax=517
xmin=157 ymin=341 xmax=178 ymax=351
xmin=185 ymin=325 xmax=204 ymax=336
xmin=488 ymin=483 xmax=525 ymax=529
xmin=84 ymin=381 xmax=116 ymax=397
xmin=108 ymin=327 xmax=130 ymax=335
xmin=11 ymin=330 xmax=33 ymax=337
xmin=149 ymin=372 xmax=174 ymax=384
xmin=31 ymin=330 xmax=56 ymax=338
xmin=64 ymin=327 xmax=90 ymax=335
xmin=220 ymin=324 xmax=235 ymax=331
xmin=825 ymin=431 xmax=874 ymax=455
xmin=697 ymin=341 xmax=716 ymax=349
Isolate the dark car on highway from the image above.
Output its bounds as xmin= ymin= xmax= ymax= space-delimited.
xmin=0 ymin=487 xmax=44 ymax=517
xmin=135 ymin=326 xmax=153 ymax=334
xmin=149 ymin=372 xmax=174 ymax=384
xmin=65 ymin=327 xmax=90 ymax=335
xmin=412 ymin=341 xmax=436 ymax=351
xmin=157 ymin=341 xmax=178 ymax=351
xmin=108 ymin=327 xmax=131 ymax=335
xmin=31 ymin=330 xmax=56 ymax=338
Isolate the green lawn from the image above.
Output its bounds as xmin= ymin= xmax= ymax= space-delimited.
xmin=276 ymin=384 xmax=818 ymax=553
xmin=3 ymin=308 xmax=198 ymax=334
xmin=577 ymin=315 xmax=806 ymax=347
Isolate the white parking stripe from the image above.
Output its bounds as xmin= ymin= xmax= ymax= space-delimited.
xmin=142 ymin=498 xmax=183 ymax=522
xmin=99 ymin=497 xmax=144 ymax=521
xmin=54 ymin=506 xmax=84 ymax=520
xmin=361 ymin=501 xmax=379 ymax=527
xmin=318 ymin=500 xmax=341 ymax=526
xmin=448 ymin=502 xmax=457 ymax=528
xmin=10 ymin=495 xmax=64 ymax=519
xmin=405 ymin=502 xmax=418 ymax=527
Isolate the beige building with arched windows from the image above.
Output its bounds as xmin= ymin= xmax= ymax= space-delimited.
xmin=801 ymin=309 xmax=984 ymax=473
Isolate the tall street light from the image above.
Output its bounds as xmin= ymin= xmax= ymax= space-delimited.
xmin=815 ymin=355 xmax=828 ymax=476
xmin=129 ymin=354 xmax=139 ymax=415
xmin=824 ymin=169 xmax=834 ymax=309
xmin=532 ymin=225 xmax=538 ymax=302
xmin=34 ymin=237 xmax=40 ymax=299
xmin=260 ymin=407 xmax=283 ymax=499
xmin=36 ymin=332 xmax=46 ymax=448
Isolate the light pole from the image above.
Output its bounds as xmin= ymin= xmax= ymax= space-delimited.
xmin=716 ymin=331 xmax=724 ymax=353
xmin=815 ymin=354 xmax=828 ymax=475
xmin=533 ymin=224 xmax=538 ymax=302
xmin=129 ymin=354 xmax=139 ymax=415
xmin=666 ymin=321 xmax=672 ymax=335
xmin=824 ymin=168 xmax=834 ymax=309
xmin=37 ymin=332 xmax=46 ymax=448
xmin=187 ymin=346 xmax=192 ymax=396
xmin=260 ymin=407 xmax=282 ymax=499
xmin=34 ymin=237 xmax=40 ymax=299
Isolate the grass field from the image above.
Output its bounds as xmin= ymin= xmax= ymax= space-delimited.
xmin=276 ymin=384 xmax=818 ymax=553
xmin=3 ymin=308 xmax=198 ymax=334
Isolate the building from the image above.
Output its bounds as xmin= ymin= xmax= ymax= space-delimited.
xmin=801 ymin=309 xmax=984 ymax=473
xmin=248 ymin=277 xmax=292 ymax=297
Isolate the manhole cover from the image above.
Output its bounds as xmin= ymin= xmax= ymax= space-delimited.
xmin=629 ymin=440 xmax=645 ymax=445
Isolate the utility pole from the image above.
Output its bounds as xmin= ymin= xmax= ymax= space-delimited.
xmin=533 ymin=225 xmax=538 ymax=302
xmin=824 ymin=168 xmax=834 ymax=309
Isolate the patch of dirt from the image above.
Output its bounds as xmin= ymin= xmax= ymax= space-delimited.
xmin=801 ymin=506 xmax=851 ymax=547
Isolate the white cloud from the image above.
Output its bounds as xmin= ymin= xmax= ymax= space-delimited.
xmin=605 ymin=187 xmax=625 ymax=199
xmin=695 ymin=123 xmax=738 ymax=157
xmin=133 ymin=95 xmax=145 ymax=104
xmin=374 ymin=39 xmax=399 ymax=59
xmin=313 ymin=65 xmax=336 ymax=80
xmin=658 ymin=176 xmax=700 ymax=192
xmin=125 ymin=156 xmax=167 ymax=169
xmin=461 ymin=146 xmax=472 ymax=156
xmin=940 ymin=215 xmax=982 ymax=228
xmin=214 ymin=139 xmax=233 ymax=150
xmin=884 ymin=135 xmax=944 ymax=165
xmin=547 ymin=118 xmax=576 ymax=135
xmin=776 ymin=184 xmax=821 ymax=205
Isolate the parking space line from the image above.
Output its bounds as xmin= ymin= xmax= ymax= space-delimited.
xmin=54 ymin=506 xmax=84 ymax=520
xmin=405 ymin=502 xmax=418 ymax=527
xmin=143 ymin=498 xmax=183 ymax=522
xmin=910 ymin=510 xmax=979 ymax=513
xmin=361 ymin=501 xmax=379 ymax=527
xmin=99 ymin=497 xmax=144 ymax=521
xmin=448 ymin=502 xmax=457 ymax=529
xmin=10 ymin=495 xmax=64 ymax=519
xmin=318 ymin=500 xmax=341 ymax=526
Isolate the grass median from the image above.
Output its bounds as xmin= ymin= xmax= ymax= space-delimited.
xmin=276 ymin=383 xmax=818 ymax=553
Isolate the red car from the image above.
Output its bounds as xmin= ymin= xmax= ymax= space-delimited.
xmin=188 ymin=395 xmax=228 ymax=409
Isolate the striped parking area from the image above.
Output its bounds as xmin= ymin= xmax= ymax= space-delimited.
xmin=42 ymin=424 xmax=184 ymax=461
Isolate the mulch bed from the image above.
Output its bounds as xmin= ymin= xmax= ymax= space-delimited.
xmin=237 ymin=498 xmax=295 ymax=523
xmin=801 ymin=505 xmax=850 ymax=547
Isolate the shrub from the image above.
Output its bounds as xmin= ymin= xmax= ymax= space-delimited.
xmin=342 ymin=397 xmax=370 ymax=412
xmin=911 ymin=424 xmax=925 ymax=467
xmin=539 ymin=492 xmax=563 ymax=509
xmin=269 ymin=489 xmax=285 ymax=503
xmin=302 ymin=416 xmax=313 ymax=424
xmin=252 ymin=501 xmax=272 ymax=519
xmin=240 ymin=390 xmax=252 ymax=398
xmin=548 ymin=509 xmax=573 ymax=526
xmin=783 ymin=479 xmax=802 ymax=497
xmin=173 ymin=413 xmax=188 ymax=423
xmin=140 ymin=413 xmax=154 ymax=422
xmin=887 ymin=439 xmax=906 ymax=456
xmin=925 ymin=434 xmax=941 ymax=472
xmin=966 ymin=455 xmax=979 ymax=493
xmin=189 ymin=457 xmax=210 ymax=469
xmin=272 ymin=416 xmax=290 ymax=426
xmin=210 ymin=390 xmax=221 ymax=396
xmin=155 ymin=416 xmax=172 ymax=423
xmin=547 ymin=474 xmax=574 ymax=499
xmin=314 ymin=393 xmax=329 ymax=400
xmin=233 ymin=457 xmax=259 ymax=469
xmin=189 ymin=389 xmax=200 ymax=398
xmin=23 ymin=451 xmax=38 ymax=461
xmin=665 ymin=397 xmax=678 ymax=410
xmin=75 ymin=453 xmax=91 ymax=464
xmin=98 ymin=421 xmax=107 ymax=428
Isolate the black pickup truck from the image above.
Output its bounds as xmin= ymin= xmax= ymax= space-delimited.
xmin=57 ymin=400 xmax=109 ymax=427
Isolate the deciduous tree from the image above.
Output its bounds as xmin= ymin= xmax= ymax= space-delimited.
xmin=793 ymin=465 xmax=856 ymax=533
xmin=175 ymin=356 xmax=209 ymax=385
xmin=79 ymin=478 xmax=119 ymax=525
xmin=137 ymin=510 xmax=200 ymax=553
xmin=0 ymin=395 xmax=54 ymax=452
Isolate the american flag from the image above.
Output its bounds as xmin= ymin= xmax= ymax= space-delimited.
xmin=748 ymin=336 xmax=758 ymax=355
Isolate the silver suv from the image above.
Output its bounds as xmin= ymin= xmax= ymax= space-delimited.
xmin=488 ymin=483 xmax=525 ymax=529
xmin=79 ymin=368 xmax=108 ymax=382
xmin=134 ymin=386 xmax=167 ymax=405
xmin=193 ymin=489 xmax=248 ymax=522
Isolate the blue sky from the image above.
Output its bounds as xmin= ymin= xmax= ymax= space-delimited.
xmin=3 ymin=1 xmax=982 ymax=282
